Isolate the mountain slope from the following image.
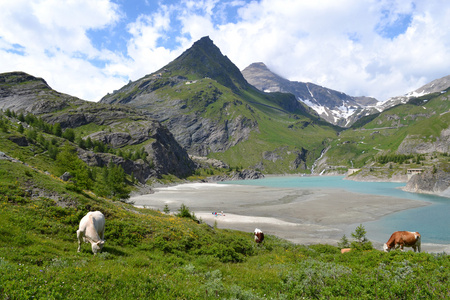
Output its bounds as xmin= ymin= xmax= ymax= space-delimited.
xmin=0 ymin=72 xmax=195 ymax=181
xmin=313 ymin=88 xmax=450 ymax=179
xmin=161 ymin=36 xmax=249 ymax=92
xmin=378 ymin=74 xmax=450 ymax=110
xmin=101 ymin=37 xmax=338 ymax=173
xmin=242 ymin=62 xmax=379 ymax=127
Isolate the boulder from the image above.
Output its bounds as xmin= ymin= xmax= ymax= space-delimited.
xmin=60 ymin=172 xmax=72 ymax=181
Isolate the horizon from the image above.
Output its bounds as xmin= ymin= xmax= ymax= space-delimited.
xmin=1 ymin=0 xmax=449 ymax=102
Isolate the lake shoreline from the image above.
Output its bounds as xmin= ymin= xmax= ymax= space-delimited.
xmin=131 ymin=182 xmax=450 ymax=253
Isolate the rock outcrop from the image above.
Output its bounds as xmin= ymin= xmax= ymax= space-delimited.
xmin=0 ymin=72 xmax=82 ymax=114
xmin=404 ymin=166 xmax=450 ymax=198
xmin=207 ymin=169 xmax=264 ymax=182
xmin=397 ymin=127 xmax=450 ymax=155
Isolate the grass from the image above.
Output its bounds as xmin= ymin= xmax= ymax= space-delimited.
xmin=1 ymin=112 xmax=450 ymax=299
xmin=1 ymin=180 xmax=450 ymax=299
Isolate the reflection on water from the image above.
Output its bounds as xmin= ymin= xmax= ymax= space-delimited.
xmin=222 ymin=176 xmax=450 ymax=244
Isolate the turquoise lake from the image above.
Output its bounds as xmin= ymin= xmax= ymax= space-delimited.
xmin=222 ymin=176 xmax=450 ymax=244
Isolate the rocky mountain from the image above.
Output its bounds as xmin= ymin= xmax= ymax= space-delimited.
xmin=242 ymin=62 xmax=379 ymax=127
xmin=378 ymin=74 xmax=450 ymax=110
xmin=3 ymin=37 xmax=447 ymax=184
xmin=0 ymin=71 xmax=195 ymax=181
xmin=101 ymin=37 xmax=337 ymax=173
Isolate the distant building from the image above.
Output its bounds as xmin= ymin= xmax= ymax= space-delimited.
xmin=407 ymin=168 xmax=423 ymax=179
xmin=347 ymin=168 xmax=360 ymax=175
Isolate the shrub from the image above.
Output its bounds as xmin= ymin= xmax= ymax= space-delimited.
xmin=176 ymin=204 xmax=198 ymax=222
xmin=351 ymin=224 xmax=373 ymax=250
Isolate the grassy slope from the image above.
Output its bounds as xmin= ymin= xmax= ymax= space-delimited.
xmin=1 ymin=161 xmax=450 ymax=299
xmin=1 ymin=113 xmax=450 ymax=299
xmin=323 ymin=91 xmax=450 ymax=170
xmin=154 ymin=77 xmax=338 ymax=173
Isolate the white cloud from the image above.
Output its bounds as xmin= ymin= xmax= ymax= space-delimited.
xmin=206 ymin=0 xmax=450 ymax=100
xmin=0 ymin=0 xmax=449 ymax=102
xmin=0 ymin=0 xmax=124 ymax=101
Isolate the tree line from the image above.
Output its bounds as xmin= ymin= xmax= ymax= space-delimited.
xmin=376 ymin=153 xmax=425 ymax=164
xmin=1 ymin=109 xmax=134 ymax=201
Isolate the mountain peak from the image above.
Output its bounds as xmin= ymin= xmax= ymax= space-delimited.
xmin=162 ymin=36 xmax=248 ymax=91
xmin=193 ymin=35 xmax=214 ymax=46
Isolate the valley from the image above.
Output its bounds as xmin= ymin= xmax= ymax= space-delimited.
xmin=1 ymin=36 xmax=450 ymax=299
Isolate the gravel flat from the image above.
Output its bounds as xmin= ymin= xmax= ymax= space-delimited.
xmin=131 ymin=183 xmax=450 ymax=253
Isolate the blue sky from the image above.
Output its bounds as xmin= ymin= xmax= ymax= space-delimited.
xmin=1 ymin=0 xmax=449 ymax=102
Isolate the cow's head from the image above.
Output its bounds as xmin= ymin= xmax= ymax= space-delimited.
xmin=383 ymin=243 xmax=390 ymax=252
xmin=92 ymin=240 xmax=105 ymax=254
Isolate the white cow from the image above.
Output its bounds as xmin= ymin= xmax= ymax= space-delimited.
xmin=77 ymin=211 xmax=106 ymax=254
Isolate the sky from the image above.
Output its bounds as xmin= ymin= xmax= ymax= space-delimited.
xmin=1 ymin=0 xmax=449 ymax=102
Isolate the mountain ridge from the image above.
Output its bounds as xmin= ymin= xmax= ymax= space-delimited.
xmin=378 ymin=74 xmax=450 ymax=110
xmin=242 ymin=62 xmax=380 ymax=127
xmin=1 ymin=36 xmax=449 ymax=184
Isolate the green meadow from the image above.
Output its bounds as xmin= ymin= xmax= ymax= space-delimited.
xmin=1 ymin=118 xmax=449 ymax=299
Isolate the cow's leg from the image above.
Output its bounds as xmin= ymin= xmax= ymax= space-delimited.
xmin=418 ymin=244 xmax=421 ymax=253
xmin=77 ymin=230 xmax=83 ymax=252
xmin=412 ymin=245 xmax=417 ymax=252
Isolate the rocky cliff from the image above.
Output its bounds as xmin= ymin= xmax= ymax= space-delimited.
xmin=404 ymin=166 xmax=450 ymax=198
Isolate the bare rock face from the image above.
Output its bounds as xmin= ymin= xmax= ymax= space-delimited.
xmin=397 ymin=128 xmax=450 ymax=155
xmin=0 ymin=72 xmax=82 ymax=113
xmin=161 ymin=112 xmax=257 ymax=156
xmin=207 ymin=169 xmax=265 ymax=182
xmin=228 ymin=169 xmax=265 ymax=180
xmin=404 ymin=167 xmax=450 ymax=197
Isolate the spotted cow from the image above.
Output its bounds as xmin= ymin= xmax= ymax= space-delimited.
xmin=383 ymin=231 xmax=421 ymax=253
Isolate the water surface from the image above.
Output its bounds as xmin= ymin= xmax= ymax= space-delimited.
xmin=222 ymin=176 xmax=450 ymax=244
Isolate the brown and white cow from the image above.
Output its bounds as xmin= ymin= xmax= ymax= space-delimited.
xmin=77 ymin=211 xmax=106 ymax=254
xmin=254 ymin=228 xmax=264 ymax=244
xmin=383 ymin=231 xmax=421 ymax=253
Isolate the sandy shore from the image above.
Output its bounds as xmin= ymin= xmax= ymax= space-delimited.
xmin=131 ymin=183 xmax=450 ymax=253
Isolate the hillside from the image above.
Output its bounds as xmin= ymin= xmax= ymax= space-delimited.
xmin=1 ymin=134 xmax=449 ymax=298
xmin=0 ymin=72 xmax=195 ymax=182
xmin=101 ymin=37 xmax=339 ymax=174
xmin=314 ymin=88 xmax=450 ymax=188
